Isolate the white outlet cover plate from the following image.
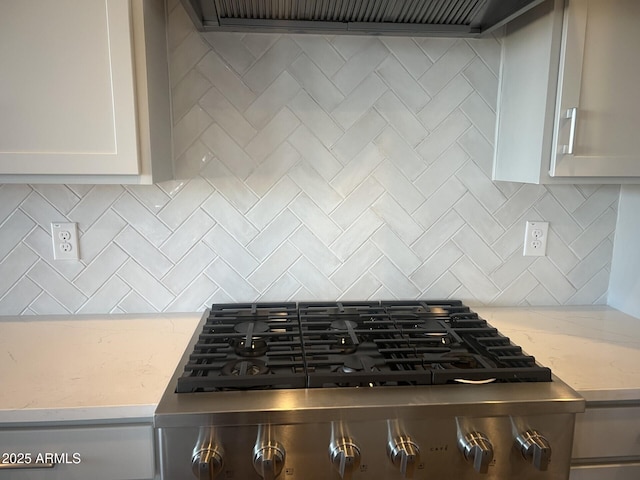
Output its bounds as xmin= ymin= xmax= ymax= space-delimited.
xmin=51 ymin=222 xmax=79 ymax=260
xmin=523 ymin=221 xmax=549 ymax=256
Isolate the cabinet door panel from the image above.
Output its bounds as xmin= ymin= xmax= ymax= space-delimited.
xmin=0 ymin=425 xmax=153 ymax=480
xmin=0 ymin=0 xmax=139 ymax=175
xmin=552 ymin=0 xmax=640 ymax=177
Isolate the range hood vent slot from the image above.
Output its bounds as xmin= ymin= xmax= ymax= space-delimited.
xmin=182 ymin=0 xmax=544 ymax=36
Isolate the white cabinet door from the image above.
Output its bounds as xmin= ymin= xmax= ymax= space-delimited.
xmin=0 ymin=424 xmax=154 ymax=480
xmin=0 ymin=0 xmax=139 ymax=176
xmin=551 ymin=0 xmax=640 ymax=177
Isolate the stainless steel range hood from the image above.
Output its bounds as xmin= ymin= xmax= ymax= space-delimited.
xmin=181 ymin=0 xmax=545 ymax=37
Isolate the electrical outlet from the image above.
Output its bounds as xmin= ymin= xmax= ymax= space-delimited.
xmin=51 ymin=222 xmax=79 ymax=260
xmin=523 ymin=221 xmax=549 ymax=256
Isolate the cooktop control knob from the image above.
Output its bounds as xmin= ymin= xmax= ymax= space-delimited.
xmin=516 ymin=430 xmax=552 ymax=471
xmin=253 ymin=441 xmax=285 ymax=480
xmin=458 ymin=431 xmax=494 ymax=474
xmin=191 ymin=444 xmax=224 ymax=480
xmin=387 ymin=435 xmax=420 ymax=478
xmin=329 ymin=438 xmax=361 ymax=480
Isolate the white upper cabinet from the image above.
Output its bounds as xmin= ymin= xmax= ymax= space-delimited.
xmin=494 ymin=0 xmax=640 ymax=184
xmin=0 ymin=0 xmax=172 ymax=184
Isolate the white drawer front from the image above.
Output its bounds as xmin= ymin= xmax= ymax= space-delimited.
xmin=0 ymin=424 xmax=153 ymax=480
xmin=572 ymin=406 xmax=640 ymax=459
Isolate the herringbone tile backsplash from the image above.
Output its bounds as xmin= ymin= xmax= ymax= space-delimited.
xmin=0 ymin=0 xmax=619 ymax=314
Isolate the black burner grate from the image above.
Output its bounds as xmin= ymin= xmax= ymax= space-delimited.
xmin=176 ymin=300 xmax=551 ymax=392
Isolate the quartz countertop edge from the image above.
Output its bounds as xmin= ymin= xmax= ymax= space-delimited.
xmin=1 ymin=306 xmax=639 ymax=426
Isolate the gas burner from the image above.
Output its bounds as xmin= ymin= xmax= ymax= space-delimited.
xmin=232 ymin=321 xmax=270 ymax=357
xmin=419 ymin=330 xmax=453 ymax=344
xmin=338 ymin=355 xmax=378 ymax=374
xmin=329 ymin=319 xmax=360 ymax=354
xmin=221 ymin=359 xmax=270 ymax=377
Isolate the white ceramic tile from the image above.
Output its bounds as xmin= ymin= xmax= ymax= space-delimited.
xmin=418 ymin=75 xmax=473 ymax=130
xmin=0 ymin=184 xmax=30 ymax=224
xmin=289 ymin=54 xmax=345 ymax=112
xmin=288 ymin=126 xmax=342 ymax=181
xmin=463 ymin=57 xmax=498 ymax=110
xmin=199 ymin=86 xmax=257 ymax=147
xmin=289 ymin=256 xmax=341 ymax=299
xmin=332 ymin=109 xmax=386 ymax=164
xmin=172 ymin=69 xmax=212 ymax=123
xmin=163 ymin=243 xmax=216 ymax=294
xmin=205 ymin=258 xmax=259 ymax=301
xmin=201 ymin=159 xmax=259 ymax=213
xmin=77 ymin=277 xmax=130 ymax=314
xmin=202 ymin=224 xmax=258 ymax=278
xmin=203 ymin=32 xmax=257 ymax=75
xmin=115 ymin=226 xmax=173 ymax=279
xmin=330 ymin=210 xmax=383 ymax=261
xmin=27 ymin=261 xmax=87 ymax=312
xmin=330 ymin=241 xmax=382 ymax=291
xmin=117 ymin=260 xmax=174 ymax=310
xmin=245 ymin=141 xmax=301 ymax=196
xmin=170 ymin=32 xmax=210 ymax=85
xmin=371 ymin=194 xmax=423 ymax=245
xmin=31 ymin=185 xmax=80 ymax=215
xmin=374 ymin=91 xmax=428 ymax=147
xmin=288 ymin=91 xmax=342 ymax=148
xmin=201 ymin=192 xmax=259 ymax=246
xmin=373 ymin=160 xmax=425 ymax=213
xmin=247 ymin=210 xmax=301 ymax=261
xmin=248 ymin=242 xmax=300 ymax=291
xmin=242 ymin=37 xmax=301 ymax=93
xmin=453 ymin=193 xmax=504 ymax=244
xmin=332 ymin=39 xmax=389 ymax=94
xmin=373 ymin=127 xmax=425 ymax=181
xmin=380 ymin=37 xmax=432 ymax=79
xmin=330 ymin=176 xmax=385 ymax=230
xmin=371 ymin=225 xmax=421 ymax=275
xmin=452 ymin=225 xmax=502 ymax=274
xmin=245 ymin=107 xmax=301 ymax=162
xmin=112 ymin=193 xmax=172 ymax=248
xmin=197 ymin=51 xmax=256 ymax=111
xmin=289 ymin=194 xmax=342 ymax=246
xmin=292 ymin=35 xmax=345 ymax=76
xmin=290 ymin=227 xmax=341 ymax=277
xmin=331 ymin=75 xmax=388 ymax=130
xmin=370 ymin=257 xmax=420 ymax=297
xmin=528 ymin=258 xmax=578 ymax=303
xmin=376 ymin=55 xmax=430 ymax=112
xmin=455 ymin=161 xmax=506 ymax=213
xmin=244 ymin=72 xmax=301 ymax=129
xmin=68 ymin=185 xmax=124 ymax=232
xmin=0 ymin=211 xmax=35 ymax=261
xmin=75 ymin=244 xmax=128 ymax=296
xmin=172 ymin=105 xmax=213 ymax=158
xmin=246 ymin=177 xmax=300 ymax=230
xmin=0 ymin=277 xmax=41 ymax=315
xmin=200 ymin=123 xmax=256 ymax=179
xmin=331 ymin=143 xmax=385 ymax=197
xmin=158 ymin=178 xmax=214 ymax=230
xmin=419 ymin=41 xmax=475 ymax=96
xmin=0 ymin=18 xmax=620 ymax=314
xmin=288 ymin=162 xmax=343 ymax=213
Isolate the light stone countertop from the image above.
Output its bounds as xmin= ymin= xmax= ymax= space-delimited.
xmin=0 ymin=306 xmax=638 ymax=426
xmin=0 ymin=313 xmax=201 ymax=426
xmin=476 ymin=306 xmax=640 ymax=403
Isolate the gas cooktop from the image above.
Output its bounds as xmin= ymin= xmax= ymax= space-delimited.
xmin=175 ymin=300 xmax=551 ymax=393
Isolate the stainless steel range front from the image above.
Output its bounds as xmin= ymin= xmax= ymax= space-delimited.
xmin=155 ymin=301 xmax=585 ymax=480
